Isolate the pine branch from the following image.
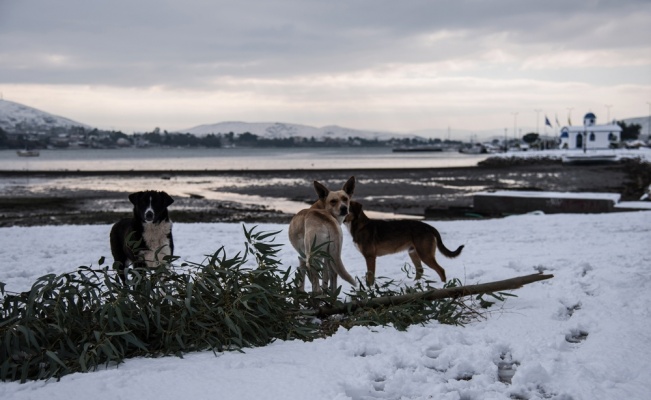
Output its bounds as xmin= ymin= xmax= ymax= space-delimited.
xmin=309 ymin=273 xmax=554 ymax=318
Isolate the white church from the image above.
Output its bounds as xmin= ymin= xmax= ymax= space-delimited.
xmin=559 ymin=112 xmax=621 ymax=150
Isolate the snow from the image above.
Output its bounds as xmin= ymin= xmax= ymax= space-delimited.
xmin=1 ymin=211 xmax=651 ymax=399
xmin=616 ymin=201 xmax=651 ymax=210
xmin=491 ymin=147 xmax=651 ymax=163
xmin=178 ymin=121 xmax=402 ymax=140
xmin=0 ymin=99 xmax=89 ymax=132
xmin=475 ymin=190 xmax=622 ymax=201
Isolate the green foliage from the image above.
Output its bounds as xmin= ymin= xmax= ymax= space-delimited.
xmin=476 ymin=290 xmax=517 ymax=309
xmin=344 ymin=278 xmax=468 ymax=331
xmin=0 ymin=127 xmax=7 ymax=148
xmin=617 ymin=121 xmax=641 ymax=141
xmin=335 ymin=264 xmax=512 ymax=332
xmin=0 ymin=227 xmax=510 ymax=383
xmin=522 ymin=132 xmax=539 ymax=145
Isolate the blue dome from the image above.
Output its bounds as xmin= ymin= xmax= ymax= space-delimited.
xmin=584 ymin=112 xmax=596 ymax=119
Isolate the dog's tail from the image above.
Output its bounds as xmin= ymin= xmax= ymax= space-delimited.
xmin=432 ymin=228 xmax=464 ymax=258
xmin=332 ymin=261 xmax=356 ymax=286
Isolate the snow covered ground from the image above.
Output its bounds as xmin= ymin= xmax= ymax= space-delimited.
xmin=492 ymin=147 xmax=651 ymax=163
xmin=1 ymin=211 xmax=650 ymax=399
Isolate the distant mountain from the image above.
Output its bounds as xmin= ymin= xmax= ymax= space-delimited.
xmin=4 ymin=97 xmax=647 ymax=142
xmin=178 ymin=121 xmax=408 ymax=141
xmin=0 ymin=99 xmax=90 ymax=133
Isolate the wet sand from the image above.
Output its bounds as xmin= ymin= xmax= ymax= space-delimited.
xmin=0 ymin=157 xmax=648 ymax=227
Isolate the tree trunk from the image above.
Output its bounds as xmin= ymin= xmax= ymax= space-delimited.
xmin=309 ymin=272 xmax=554 ymax=318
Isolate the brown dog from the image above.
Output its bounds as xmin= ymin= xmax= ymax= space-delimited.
xmin=344 ymin=201 xmax=464 ymax=285
xmin=288 ymin=177 xmax=357 ymax=294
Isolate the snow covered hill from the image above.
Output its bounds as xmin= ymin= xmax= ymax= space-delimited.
xmin=178 ymin=121 xmax=406 ymax=141
xmin=0 ymin=99 xmax=90 ymax=133
xmin=2 ymin=97 xmax=647 ymax=142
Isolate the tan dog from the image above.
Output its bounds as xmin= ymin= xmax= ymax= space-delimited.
xmin=288 ymin=177 xmax=357 ymax=294
xmin=344 ymin=201 xmax=464 ymax=285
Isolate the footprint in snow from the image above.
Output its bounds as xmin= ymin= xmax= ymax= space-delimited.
xmin=565 ymin=329 xmax=589 ymax=344
xmin=496 ymin=352 xmax=519 ymax=385
xmin=424 ymin=346 xmax=442 ymax=359
xmin=372 ymin=376 xmax=386 ymax=392
xmin=555 ymin=302 xmax=582 ymax=321
xmin=423 ymin=346 xmax=448 ymax=373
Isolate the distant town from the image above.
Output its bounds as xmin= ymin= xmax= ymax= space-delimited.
xmin=0 ymin=120 xmax=644 ymax=154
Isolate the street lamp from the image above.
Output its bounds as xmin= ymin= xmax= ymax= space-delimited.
xmin=504 ymin=128 xmax=508 ymax=152
xmin=511 ymin=112 xmax=519 ymax=144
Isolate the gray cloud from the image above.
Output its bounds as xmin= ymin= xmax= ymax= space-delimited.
xmin=0 ymin=0 xmax=649 ymax=134
xmin=1 ymin=0 xmax=649 ymax=88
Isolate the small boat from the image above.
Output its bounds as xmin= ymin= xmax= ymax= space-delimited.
xmin=16 ymin=149 xmax=40 ymax=157
xmin=458 ymin=144 xmax=487 ymax=154
xmin=392 ymin=144 xmax=443 ymax=152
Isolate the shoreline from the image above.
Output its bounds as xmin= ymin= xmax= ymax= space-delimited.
xmin=1 ymin=157 xmax=649 ymax=227
xmin=0 ymin=165 xmax=484 ymax=177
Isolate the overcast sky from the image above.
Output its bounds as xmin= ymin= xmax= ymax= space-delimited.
xmin=1 ymin=0 xmax=649 ymax=137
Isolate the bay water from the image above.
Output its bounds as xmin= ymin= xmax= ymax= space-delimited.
xmin=1 ymin=147 xmax=488 ymax=171
xmin=1 ymin=147 xmax=488 ymax=217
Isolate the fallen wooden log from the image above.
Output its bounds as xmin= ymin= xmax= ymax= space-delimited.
xmin=309 ymin=272 xmax=554 ymax=318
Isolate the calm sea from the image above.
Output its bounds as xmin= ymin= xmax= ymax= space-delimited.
xmin=1 ymin=147 xmax=489 ymax=171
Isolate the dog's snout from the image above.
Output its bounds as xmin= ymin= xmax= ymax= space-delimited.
xmin=145 ymin=210 xmax=155 ymax=221
xmin=340 ymin=206 xmax=348 ymax=216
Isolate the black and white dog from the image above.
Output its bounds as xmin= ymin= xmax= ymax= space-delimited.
xmin=110 ymin=190 xmax=174 ymax=283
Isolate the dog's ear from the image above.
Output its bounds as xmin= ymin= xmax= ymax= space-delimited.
xmin=313 ymin=181 xmax=329 ymax=200
xmin=161 ymin=191 xmax=174 ymax=207
xmin=128 ymin=192 xmax=141 ymax=205
xmin=343 ymin=176 xmax=355 ymax=196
